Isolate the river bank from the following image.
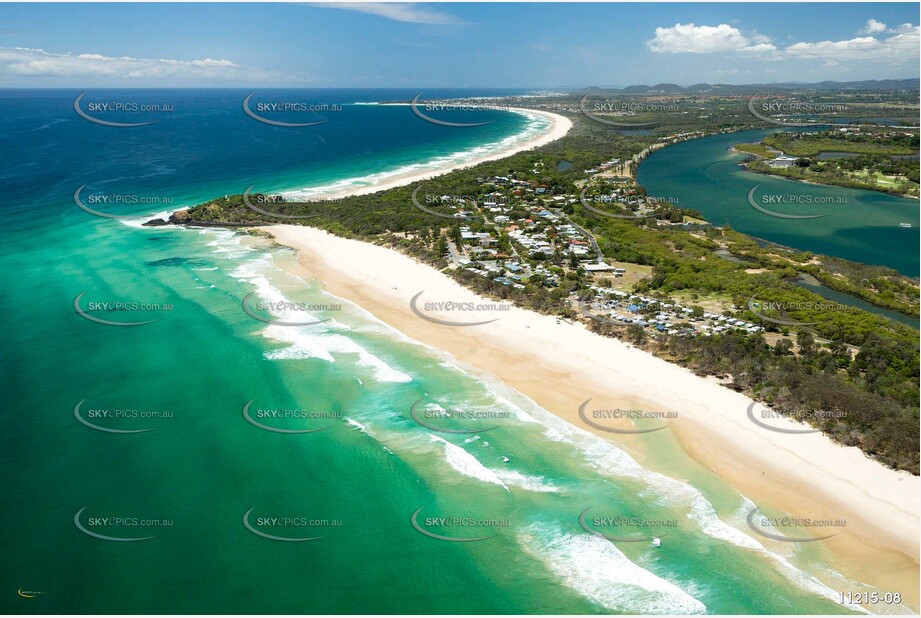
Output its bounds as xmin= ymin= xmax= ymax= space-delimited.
xmin=636 ymin=128 xmax=920 ymax=276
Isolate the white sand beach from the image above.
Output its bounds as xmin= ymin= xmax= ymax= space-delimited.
xmin=279 ymin=108 xmax=573 ymax=202
xmin=179 ymin=98 xmax=919 ymax=604
xmin=265 ymin=224 xmax=921 ymax=607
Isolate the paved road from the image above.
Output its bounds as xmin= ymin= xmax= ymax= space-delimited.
xmin=557 ymin=212 xmax=604 ymax=261
xmin=446 ymin=240 xmax=464 ymax=264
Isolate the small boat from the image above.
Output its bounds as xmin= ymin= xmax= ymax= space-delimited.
xmin=899 ymin=223 xmax=912 ymax=228
xmin=501 ymin=456 xmax=510 ymax=463
xmin=651 ymin=537 xmax=662 ymax=548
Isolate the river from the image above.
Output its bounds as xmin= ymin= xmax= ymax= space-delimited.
xmin=636 ymin=129 xmax=920 ymax=277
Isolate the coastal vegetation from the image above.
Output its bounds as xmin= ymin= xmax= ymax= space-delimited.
xmin=762 ymin=130 xmax=919 ymax=157
xmin=714 ymin=231 xmax=919 ymax=318
xmin=167 ymin=92 xmax=920 ymax=473
xmin=742 ymin=129 xmax=920 ymax=196
xmin=734 ymin=142 xmax=775 ymax=158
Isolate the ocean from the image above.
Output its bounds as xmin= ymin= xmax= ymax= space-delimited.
xmin=0 ymin=89 xmax=891 ymax=614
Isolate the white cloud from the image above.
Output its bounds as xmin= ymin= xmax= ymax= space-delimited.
xmin=742 ymin=43 xmax=778 ymax=54
xmin=0 ymin=47 xmax=300 ymax=82
xmin=648 ymin=23 xmax=741 ymax=53
xmin=859 ymin=19 xmax=888 ymax=35
xmin=647 ymin=20 xmax=919 ymax=65
xmin=308 ymin=2 xmax=464 ymax=25
xmin=782 ymin=26 xmax=920 ymax=61
xmin=647 ymin=23 xmax=776 ymax=54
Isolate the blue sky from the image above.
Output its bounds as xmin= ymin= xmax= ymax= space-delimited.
xmin=0 ymin=2 xmax=918 ymax=87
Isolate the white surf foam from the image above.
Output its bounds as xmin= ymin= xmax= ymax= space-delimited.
xmin=429 ymin=435 xmax=509 ymax=490
xmin=276 ymin=110 xmax=548 ymax=202
xmin=120 ymin=207 xmax=190 ymax=230
xmin=494 ymin=469 xmax=562 ymax=493
xmin=518 ymin=522 xmax=706 ymax=614
xmin=229 ymin=261 xmax=412 ymax=384
xmin=501 ymin=394 xmax=867 ymax=609
xmin=346 ymin=418 xmax=369 ymax=434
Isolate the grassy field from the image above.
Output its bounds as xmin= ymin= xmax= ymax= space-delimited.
xmin=849 ymin=169 xmax=907 ymax=188
xmin=734 ymin=142 xmax=775 ymax=158
xmin=763 ymin=134 xmax=918 ymax=157
xmin=597 ymin=261 xmax=654 ymax=289
xmin=667 ymin=290 xmax=735 ymax=313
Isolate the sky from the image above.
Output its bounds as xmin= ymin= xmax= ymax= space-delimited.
xmin=0 ymin=2 xmax=918 ymax=88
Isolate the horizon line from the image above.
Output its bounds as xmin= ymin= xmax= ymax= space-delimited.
xmin=1 ymin=78 xmax=919 ymax=91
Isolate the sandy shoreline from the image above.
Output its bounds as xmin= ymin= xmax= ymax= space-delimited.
xmin=279 ymin=107 xmax=573 ymax=202
xmin=265 ymin=224 xmax=920 ymax=609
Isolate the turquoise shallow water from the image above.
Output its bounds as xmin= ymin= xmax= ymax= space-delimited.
xmin=0 ymin=90 xmax=900 ymax=614
xmin=636 ymin=129 xmax=920 ymax=277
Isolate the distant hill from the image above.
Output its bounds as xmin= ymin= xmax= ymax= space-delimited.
xmin=578 ymin=79 xmax=920 ymax=95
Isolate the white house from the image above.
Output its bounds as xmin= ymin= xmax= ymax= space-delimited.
xmin=769 ymin=154 xmax=798 ymax=168
xmin=583 ymin=262 xmax=614 ymax=272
